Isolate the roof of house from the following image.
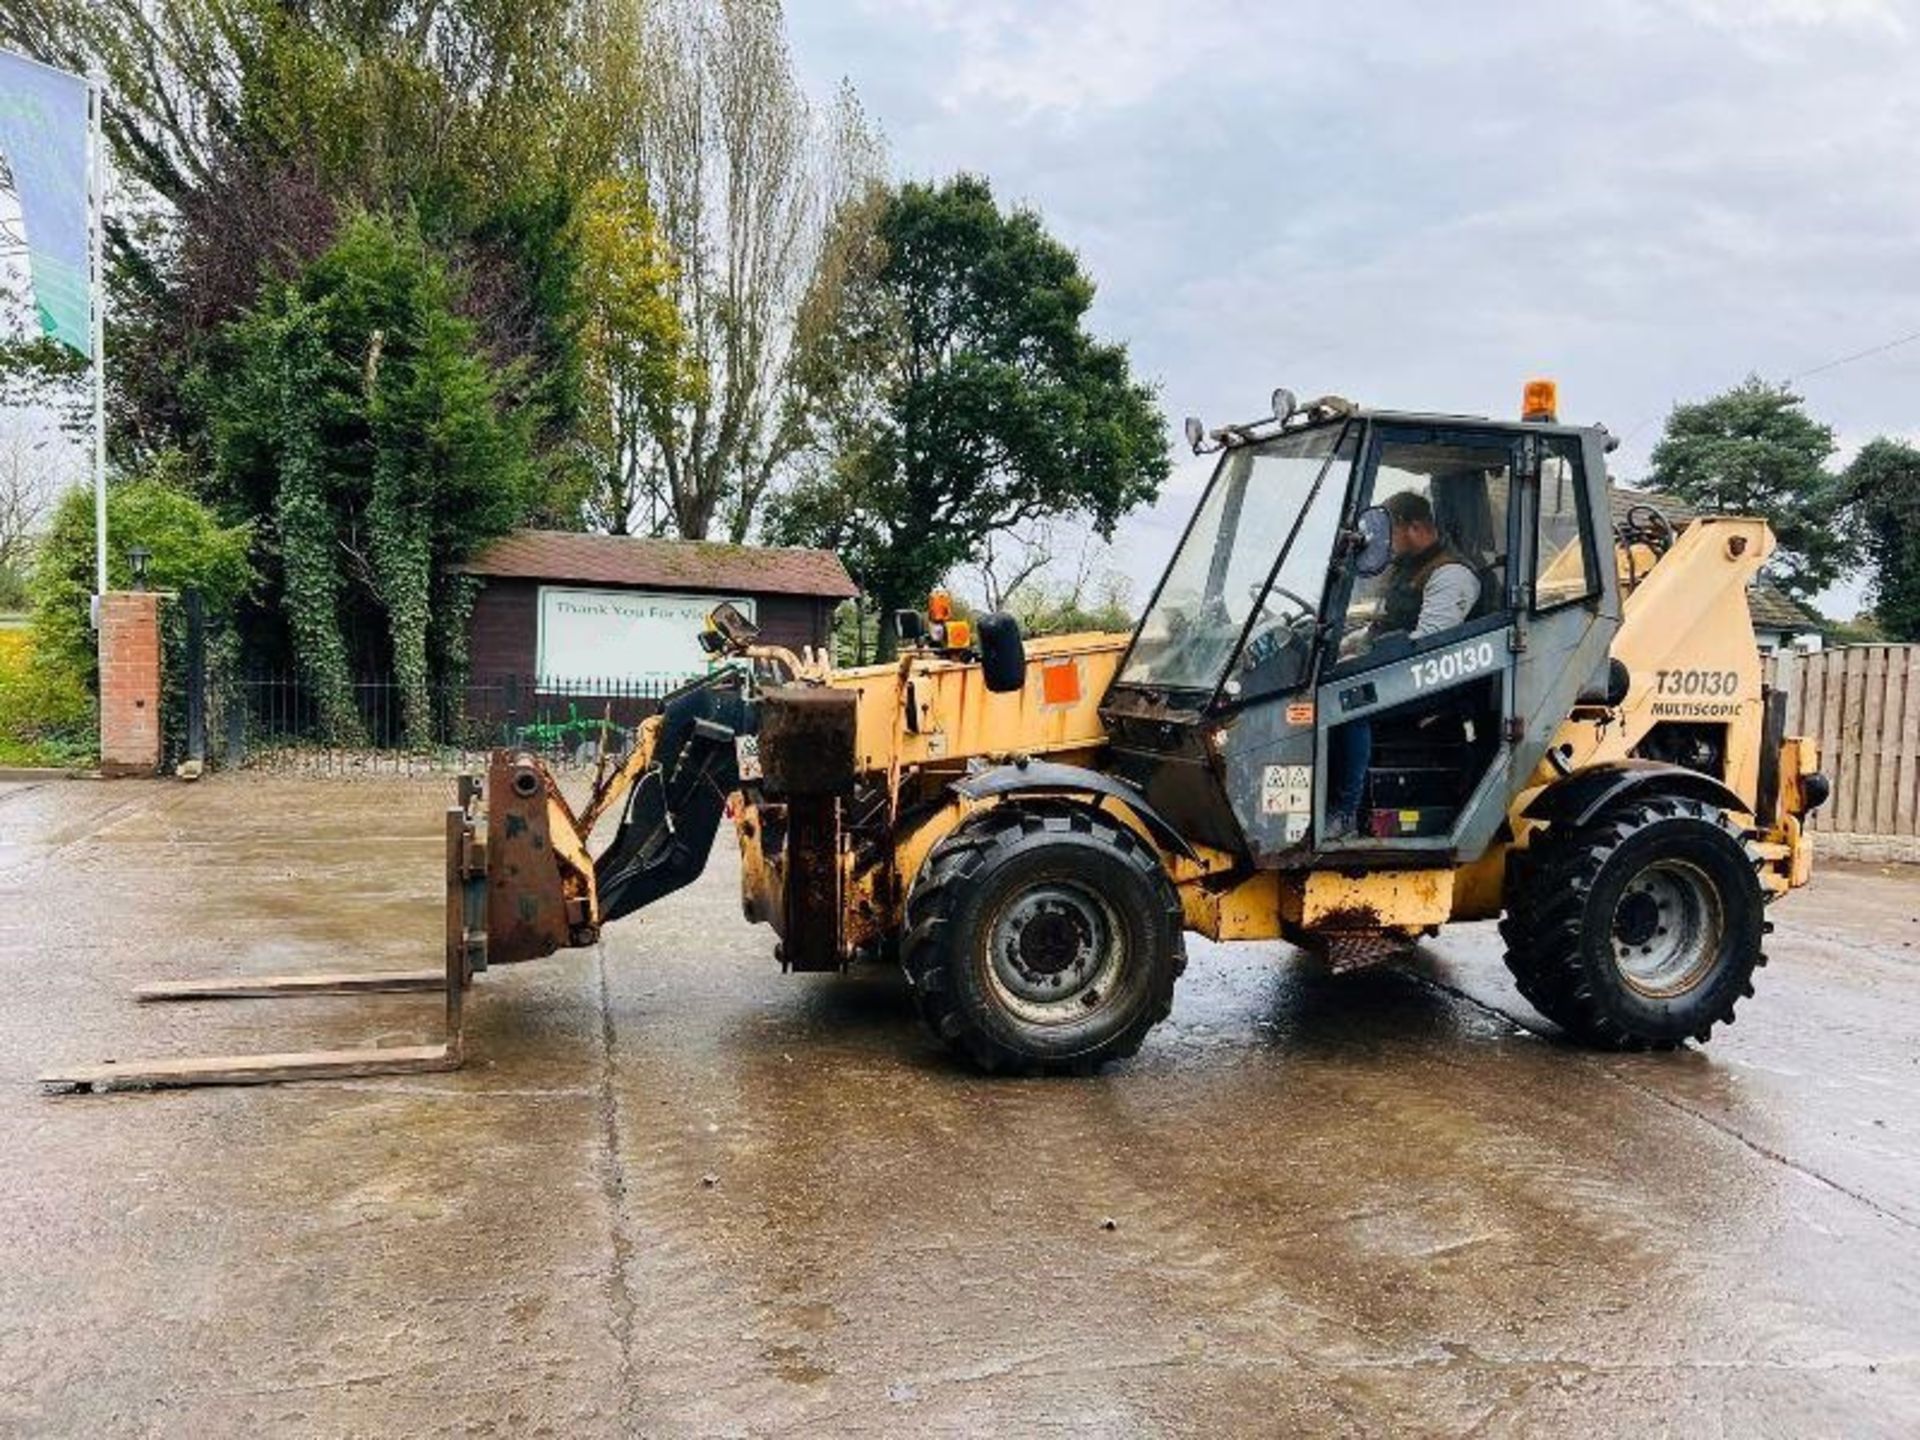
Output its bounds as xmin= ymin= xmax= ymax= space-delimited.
xmin=458 ymin=530 xmax=859 ymax=600
xmin=1608 ymin=484 xmax=1700 ymax=528
xmin=1609 ymin=485 xmax=1823 ymax=635
xmin=1747 ymin=580 xmax=1823 ymax=634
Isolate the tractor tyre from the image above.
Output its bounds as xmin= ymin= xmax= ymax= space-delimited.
xmin=1500 ymin=795 xmax=1765 ymax=1050
xmin=902 ymin=805 xmax=1185 ymax=1074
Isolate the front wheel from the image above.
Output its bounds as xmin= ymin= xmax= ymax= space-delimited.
xmin=902 ymin=806 xmax=1184 ymax=1074
xmin=1500 ymin=795 xmax=1766 ymax=1050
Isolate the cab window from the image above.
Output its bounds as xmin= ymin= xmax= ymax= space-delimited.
xmin=1331 ymin=435 xmax=1511 ymax=667
xmin=1119 ymin=425 xmax=1352 ymax=695
xmin=1226 ymin=428 xmax=1361 ymax=704
xmin=1533 ymin=440 xmax=1598 ymax=610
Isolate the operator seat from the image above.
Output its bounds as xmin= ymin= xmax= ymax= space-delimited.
xmin=1432 ymin=468 xmax=1505 ymax=621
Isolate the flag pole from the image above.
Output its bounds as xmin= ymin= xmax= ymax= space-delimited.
xmin=89 ymin=70 xmax=106 ymax=605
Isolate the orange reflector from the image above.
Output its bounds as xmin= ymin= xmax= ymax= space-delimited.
xmin=1522 ymin=378 xmax=1558 ymax=423
xmin=927 ymin=587 xmax=953 ymax=622
xmin=944 ymin=619 xmax=971 ymax=650
xmin=1041 ymin=660 xmax=1081 ymax=706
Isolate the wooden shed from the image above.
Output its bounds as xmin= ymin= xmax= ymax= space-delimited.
xmin=458 ymin=531 xmax=857 ymax=689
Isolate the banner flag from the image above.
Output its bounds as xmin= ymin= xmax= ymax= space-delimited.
xmin=0 ymin=50 xmax=93 ymax=358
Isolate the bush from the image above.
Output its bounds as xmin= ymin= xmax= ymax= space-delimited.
xmin=30 ymin=454 xmax=255 ymax=684
xmin=8 ymin=457 xmax=253 ymax=767
xmin=0 ymin=627 xmax=94 ymax=766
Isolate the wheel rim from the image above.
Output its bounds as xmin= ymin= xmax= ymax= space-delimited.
xmin=1609 ymin=857 xmax=1725 ymax=997
xmin=984 ymin=879 xmax=1126 ymax=1026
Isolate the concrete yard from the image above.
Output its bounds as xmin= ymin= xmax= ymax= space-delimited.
xmin=2 ymin=773 xmax=1917 ymax=1436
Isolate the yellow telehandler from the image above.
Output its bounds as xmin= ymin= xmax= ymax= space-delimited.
xmin=473 ymin=376 xmax=1829 ymax=1069
xmin=45 ymin=381 xmax=1828 ymax=1088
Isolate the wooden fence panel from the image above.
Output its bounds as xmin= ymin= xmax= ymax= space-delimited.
xmin=1819 ymin=649 xmax=1848 ymax=832
xmin=1843 ymin=647 xmax=1869 ymax=831
xmin=1898 ymin=649 xmax=1920 ymax=837
xmin=1767 ymin=645 xmax=1920 ymax=839
xmin=1859 ymin=646 xmax=1884 ymax=832
xmin=1877 ymin=646 xmax=1899 ymax=833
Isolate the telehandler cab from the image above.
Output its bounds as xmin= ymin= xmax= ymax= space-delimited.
xmin=44 ymin=381 xmax=1829 ymax=1090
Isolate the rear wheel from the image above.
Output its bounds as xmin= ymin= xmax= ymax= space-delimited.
xmin=1500 ymin=795 xmax=1765 ymax=1050
xmin=902 ymin=806 xmax=1184 ymax=1074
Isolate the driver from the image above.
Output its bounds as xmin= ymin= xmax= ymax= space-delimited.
xmin=1365 ymin=491 xmax=1479 ymax=644
xmin=1327 ymin=490 xmax=1478 ymax=838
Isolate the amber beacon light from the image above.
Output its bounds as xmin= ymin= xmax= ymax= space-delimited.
xmin=1522 ymin=378 xmax=1558 ymax=423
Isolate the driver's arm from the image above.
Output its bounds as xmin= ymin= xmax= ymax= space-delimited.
xmin=1411 ymin=563 xmax=1478 ymax=639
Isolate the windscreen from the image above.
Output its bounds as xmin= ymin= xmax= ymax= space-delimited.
xmin=1118 ymin=425 xmax=1350 ymax=693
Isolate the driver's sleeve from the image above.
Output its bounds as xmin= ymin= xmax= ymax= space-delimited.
xmin=1411 ymin=563 xmax=1478 ymax=640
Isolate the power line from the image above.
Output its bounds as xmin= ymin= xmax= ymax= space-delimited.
xmin=1787 ymin=328 xmax=1920 ymax=382
xmin=1614 ymin=323 xmax=1920 ymax=451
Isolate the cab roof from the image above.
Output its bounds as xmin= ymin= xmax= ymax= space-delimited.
xmin=1211 ymin=403 xmax=1609 ymax=452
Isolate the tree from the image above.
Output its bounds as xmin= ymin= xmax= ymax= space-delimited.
xmin=636 ymin=0 xmax=882 ymax=540
xmin=569 ymin=175 xmax=698 ymax=534
xmin=1 ymin=0 xmax=644 ymax=227
xmin=206 ymin=211 xmax=535 ymax=742
xmin=1839 ymin=438 xmax=1920 ymax=642
xmin=974 ymin=527 xmax=1135 ymax=635
xmin=1645 ymin=377 xmax=1846 ymax=602
xmin=769 ymin=175 xmax=1169 ymax=655
xmin=0 ymin=420 xmax=62 ymax=608
xmin=1004 ymin=572 xmax=1134 ymax=639
xmin=2 ymin=0 xmax=638 ymax=481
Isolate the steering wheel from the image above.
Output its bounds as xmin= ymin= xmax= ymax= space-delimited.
xmin=1239 ymin=588 xmax=1320 ymax=684
xmin=1268 ymin=584 xmax=1317 ymax=617
xmin=1247 ymin=581 xmax=1316 ymax=623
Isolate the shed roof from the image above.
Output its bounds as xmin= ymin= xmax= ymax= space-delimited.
xmin=459 ymin=530 xmax=859 ymax=600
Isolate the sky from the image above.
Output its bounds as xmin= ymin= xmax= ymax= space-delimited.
xmin=787 ymin=0 xmax=1920 ymax=618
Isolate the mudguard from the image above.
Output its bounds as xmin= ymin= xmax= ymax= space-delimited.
xmin=1522 ymin=758 xmax=1752 ymax=831
xmin=952 ymin=761 xmax=1198 ymax=861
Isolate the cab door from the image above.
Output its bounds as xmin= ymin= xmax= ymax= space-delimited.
xmin=1312 ymin=424 xmax=1522 ymax=860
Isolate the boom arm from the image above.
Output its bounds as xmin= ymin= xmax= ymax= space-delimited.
xmin=592 ymin=672 xmax=751 ymax=924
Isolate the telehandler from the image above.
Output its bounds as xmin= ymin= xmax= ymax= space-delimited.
xmin=456 ymin=378 xmax=1830 ymax=1073
xmin=44 ymin=380 xmax=1830 ymax=1090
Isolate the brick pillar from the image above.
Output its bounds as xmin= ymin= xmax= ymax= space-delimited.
xmin=98 ymin=592 xmax=162 ymax=777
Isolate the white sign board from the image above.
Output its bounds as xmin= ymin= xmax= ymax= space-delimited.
xmin=536 ymin=586 xmax=755 ymax=687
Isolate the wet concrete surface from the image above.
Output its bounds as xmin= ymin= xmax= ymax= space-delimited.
xmin=2 ymin=773 xmax=1917 ymax=1436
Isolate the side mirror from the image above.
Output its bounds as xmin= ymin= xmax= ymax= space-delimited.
xmin=1352 ymin=505 xmax=1393 ymax=578
xmin=977 ymin=612 xmax=1026 ymax=693
xmin=894 ymin=609 xmax=927 ymax=644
